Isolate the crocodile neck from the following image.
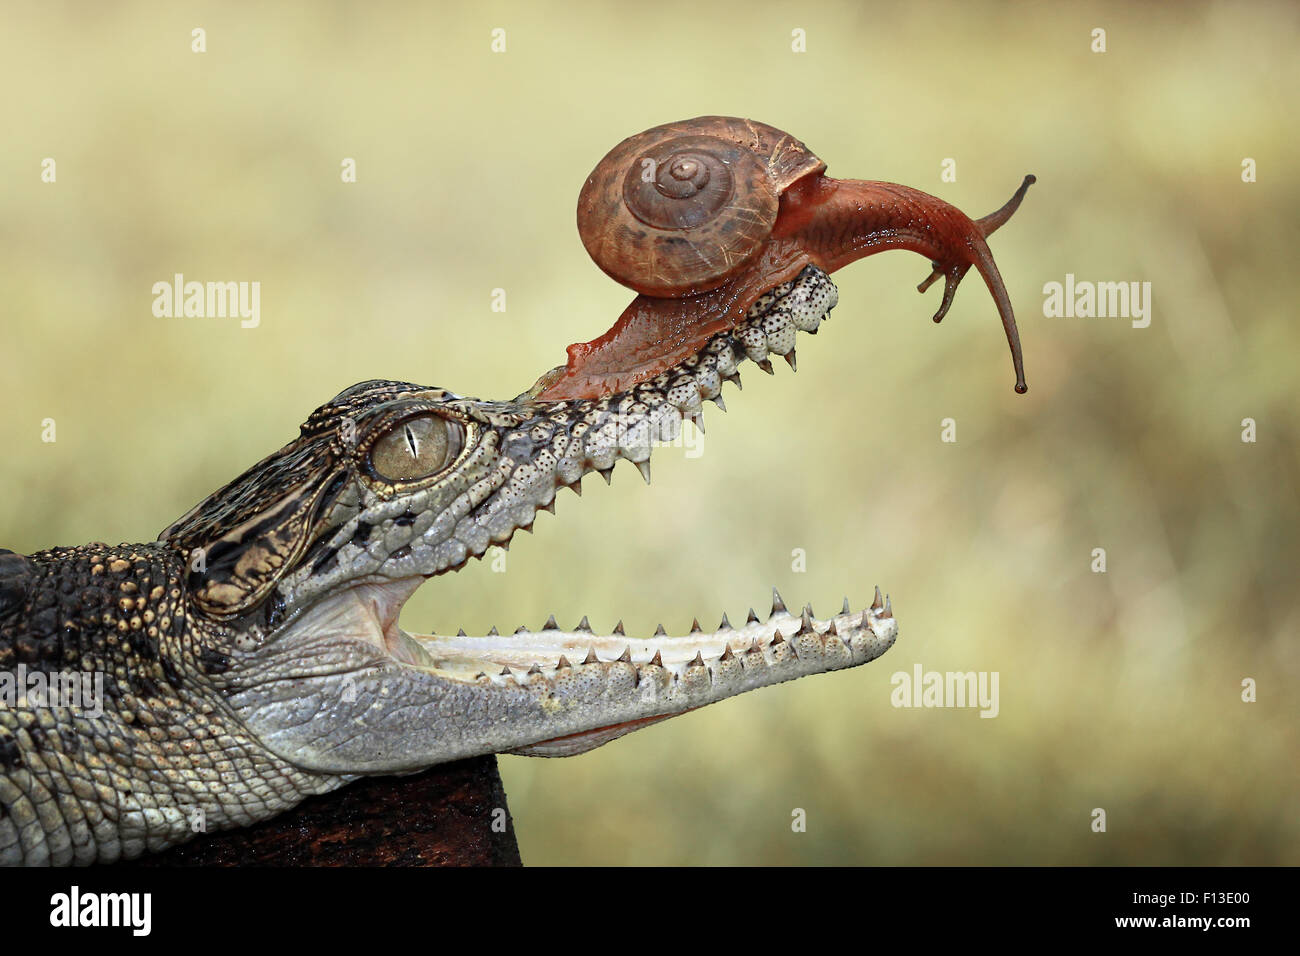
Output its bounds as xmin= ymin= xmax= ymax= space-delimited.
xmin=0 ymin=544 xmax=348 ymax=865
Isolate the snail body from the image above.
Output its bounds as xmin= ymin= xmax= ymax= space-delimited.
xmin=534 ymin=116 xmax=1034 ymax=400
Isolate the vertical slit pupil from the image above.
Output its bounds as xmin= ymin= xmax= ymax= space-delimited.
xmin=369 ymin=413 xmax=459 ymax=482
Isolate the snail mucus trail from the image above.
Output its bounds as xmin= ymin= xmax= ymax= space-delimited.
xmin=527 ymin=116 xmax=1035 ymax=401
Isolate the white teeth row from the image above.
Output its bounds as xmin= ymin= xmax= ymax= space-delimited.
xmin=685 ymin=267 xmax=838 ymax=388
xmin=417 ymin=586 xmax=895 ymax=689
xmin=574 ymin=268 xmax=839 ymax=476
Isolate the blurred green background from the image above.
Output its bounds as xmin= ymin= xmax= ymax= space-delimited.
xmin=1 ymin=1 xmax=1296 ymax=864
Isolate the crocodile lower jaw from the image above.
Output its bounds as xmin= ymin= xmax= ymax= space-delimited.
xmin=396 ymin=584 xmax=897 ymax=755
xmin=272 ymin=573 xmax=897 ymax=757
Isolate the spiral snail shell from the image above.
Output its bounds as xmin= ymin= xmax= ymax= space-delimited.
xmin=576 ymin=117 xmax=825 ymax=297
xmin=534 ymin=116 xmax=1035 ymax=401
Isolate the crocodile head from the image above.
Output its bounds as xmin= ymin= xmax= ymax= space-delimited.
xmin=161 ymin=266 xmax=897 ymax=774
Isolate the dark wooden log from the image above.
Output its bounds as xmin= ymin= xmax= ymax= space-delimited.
xmin=123 ymin=755 xmax=521 ymax=866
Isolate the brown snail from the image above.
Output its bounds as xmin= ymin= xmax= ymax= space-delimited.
xmin=532 ymin=115 xmax=1034 ymax=400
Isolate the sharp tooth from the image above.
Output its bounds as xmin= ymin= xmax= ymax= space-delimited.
xmin=569 ymin=480 xmax=583 ymax=496
xmin=543 ymin=614 xmax=558 ymax=630
xmin=527 ymin=664 xmax=542 ymax=675
xmin=616 ymin=647 xmax=632 ymax=664
xmin=577 ymin=615 xmax=592 ymax=632
xmin=746 ymin=607 xmax=759 ymax=624
xmin=771 ymin=629 xmax=786 ymax=646
xmin=746 ymin=638 xmax=762 ymax=655
xmin=540 ymin=500 xmax=555 ymax=514
xmin=457 ymin=628 xmax=467 ymax=637
xmin=654 ymin=623 xmax=667 ymax=636
xmin=500 ymin=666 xmax=512 ymax=676
xmin=842 ymin=597 xmax=851 ymax=615
xmin=719 ymin=612 xmax=733 ymax=630
xmin=636 ymin=460 xmax=652 ymax=485
xmin=720 ymin=643 xmax=735 ymax=661
xmin=871 ymin=586 xmax=884 ymax=611
xmin=475 ymin=671 xmax=487 ymax=681
xmin=689 ymin=651 xmax=705 ymax=668
xmin=613 ymin=620 xmax=626 ymax=636
xmin=649 ymin=650 xmax=663 ymax=667
xmin=771 ymin=587 xmax=787 ymax=617
xmin=515 ymin=625 xmax=529 ymax=634
xmin=556 ymin=655 xmax=571 ymax=670
xmin=883 ymin=595 xmax=892 ymax=618
xmin=711 ymin=394 xmax=727 ymax=412
xmin=732 ymin=371 xmax=742 ymax=390
xmin=583 ymin=648 xmax=599 ymax=665
xmin=827 ymin=620 xmax=839 ymax=637
xmin=783 ymin=350 xmax=797 ymax=371
xmin=757 ymin=358 xmax=775 ymax=375
xmin=487 ymin=625 xmax=499 ymax=636
xmin=690 ymin=618 xmax=702 ymax=634
xmin=799 ymin=606 xmax=814 ymax=634
xmin=598 ymin=467 xmax=613 ymax=485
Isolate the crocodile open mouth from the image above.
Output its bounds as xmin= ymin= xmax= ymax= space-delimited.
xmin=393 ymin=267 xmax=892 ymax=691
xmin=269 ymin=266 xmax=898 ymax=758
xmin=307 ymin=574 xmax=898 ymax=755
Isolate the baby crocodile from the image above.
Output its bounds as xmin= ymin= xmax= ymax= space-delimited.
xmin=0 ymin=266 xmax=898 ymax=865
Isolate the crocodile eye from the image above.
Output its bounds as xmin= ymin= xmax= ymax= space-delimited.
xmin=369 ymin=414 xmax=463 ymax=482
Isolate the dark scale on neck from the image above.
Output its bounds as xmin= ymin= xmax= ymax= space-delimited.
xmin=1 ymin=543 xmax=193 ymax=701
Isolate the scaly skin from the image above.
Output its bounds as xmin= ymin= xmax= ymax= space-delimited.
xmin=0 ymin=266 xmax=897 ymax=865
xmin=0 ymin=545 xmax=342 ymax=865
